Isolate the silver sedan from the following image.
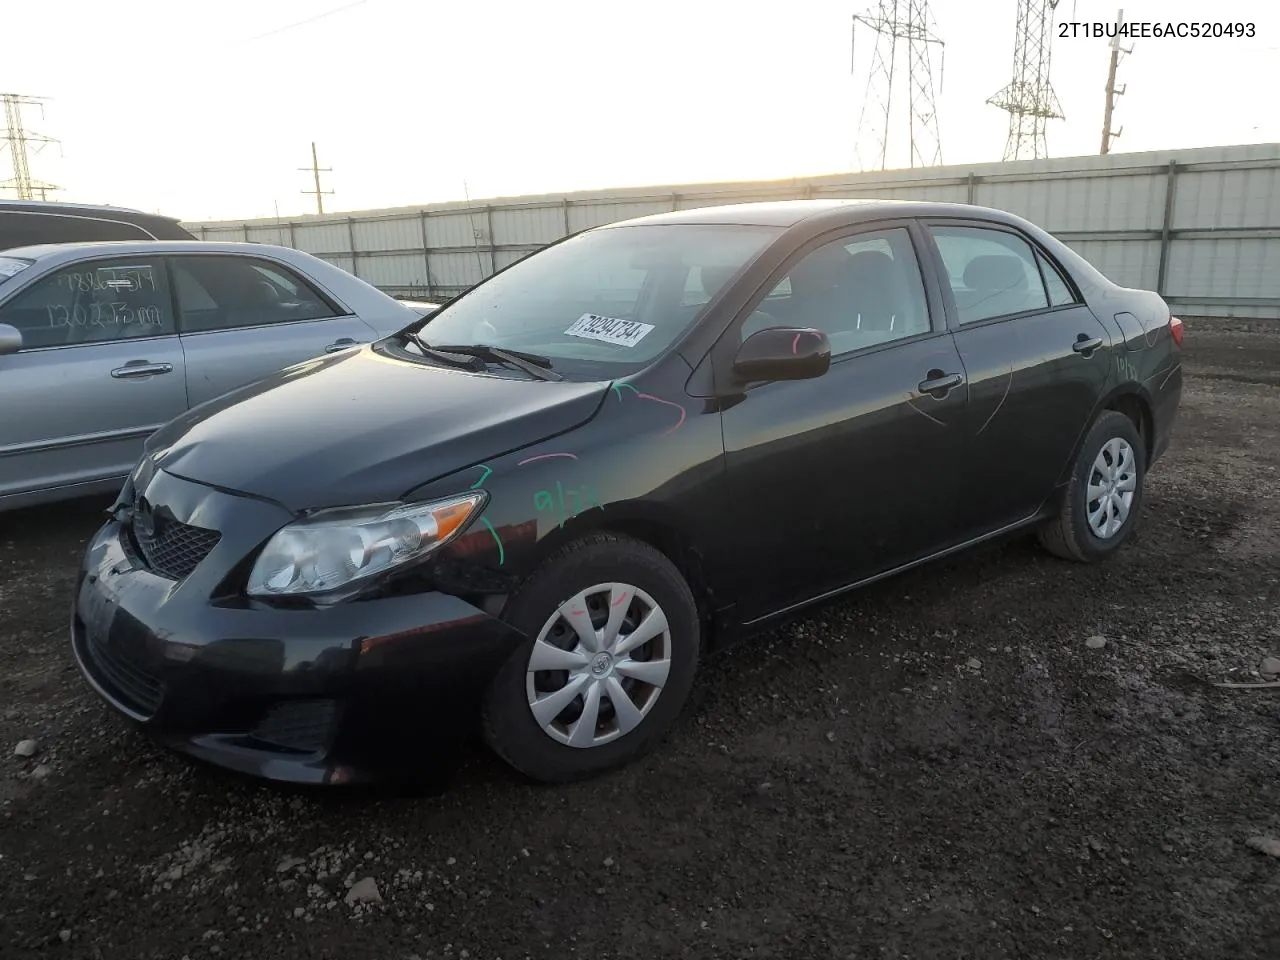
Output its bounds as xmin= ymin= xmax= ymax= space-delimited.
xmin=0 ymin=241 xmax=434 ymax=511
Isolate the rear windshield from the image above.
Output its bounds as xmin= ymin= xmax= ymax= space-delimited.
xmin=414 ymin=223 xmax=782 ymax=378
xmin=0 ymin=256 xmax=32 ymax=284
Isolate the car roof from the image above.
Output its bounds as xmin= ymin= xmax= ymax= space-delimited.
xmin=0 ymin=240 xmax=308 ymax=263
xmin=600 ymin=198 xmax=1029 ymax=230
xmin=0 ymin=199 xmax=184 ymax=224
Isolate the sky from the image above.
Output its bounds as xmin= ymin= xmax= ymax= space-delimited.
xmin=2 ymin=0 xmax=1277 ymax=222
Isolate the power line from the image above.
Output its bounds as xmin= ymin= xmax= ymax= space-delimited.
xmin=0 ymin=93 xmax=60 ymax=200
xmin=247 ymin=0 xmax=373 ymax=42
xmin=299 ymin=142 xmax=334 ymax=215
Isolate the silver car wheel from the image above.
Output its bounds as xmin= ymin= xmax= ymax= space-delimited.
xmin=525 ymin=582 xmax=672 ymax=749
xmin=1086 ymin=436 xmax=1138 ymax=539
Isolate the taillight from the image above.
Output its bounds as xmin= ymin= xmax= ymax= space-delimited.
xmin=1169 ymin=315 xmax=1184 ymax=347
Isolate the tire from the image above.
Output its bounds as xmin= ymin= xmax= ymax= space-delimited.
xmin=1038 ymin=410 xmax=1147 ymax=563
xmin=481 ymin=533 xmax=701 ymax=783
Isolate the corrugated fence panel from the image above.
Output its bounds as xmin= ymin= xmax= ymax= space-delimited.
xmin=355 ymin=253 xmax=428 ymax=288
xmin=1166 ymin=238 xmax=1280 ymax=299
xmin=491 ymin=206 xmax=565 ymax=245
xmin=316 ymin=254 xmax=354 ymax=275
xmin=568 ymin=201 xmax=669 ymax=231
xmin=352 ymin=217 xmax=421 ymax=252
xmin=293 ymin=222 xmax=352 ymax=255
xmin=187 ymin=143 xmax=1280 ymax=316
xmin=245 ymin=225 xmax=291 ymax=245
xmin=431 ymin=251 xmax=490 ymax=288
xmin=1067 ymin=239 xmax=1162 ymax=290
xmin=427 ymin=212 xmax=486 ymax=249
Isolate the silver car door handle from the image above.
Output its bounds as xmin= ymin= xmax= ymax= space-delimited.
xmin=325 ymin=338 xmax=361 ymax=353
xmin=111 ymin=362 xmax=174 ymax=379
xmin=1073 ymin=335 xmax=1104 ymax=355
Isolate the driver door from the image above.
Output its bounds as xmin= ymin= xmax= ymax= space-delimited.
xmin=716 ymin=223 xmax=972 ymax=623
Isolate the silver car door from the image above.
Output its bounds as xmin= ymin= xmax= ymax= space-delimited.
xmin=0 ymin=256 xmax=186 ymax=502
xmin=172 ymin=254 xmax=380 ymax=408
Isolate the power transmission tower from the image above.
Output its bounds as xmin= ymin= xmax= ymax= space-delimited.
xmin=298 ymin=141 xmax=333 ymax=215
xmin=987 ymin=0 xmax=1064 ymax=161
xmin=0 ymin=93 xmax=60 ymax=200
xmin=1100 ymin=9 xmax=1132 ymax=154
xmin=851 ymin=1 xmax=946 ymax=171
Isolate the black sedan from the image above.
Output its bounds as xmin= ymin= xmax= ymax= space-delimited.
xmin=71 ymin=199 xmax=1183 ymax=784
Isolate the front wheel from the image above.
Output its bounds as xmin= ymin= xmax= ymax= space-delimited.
xmin=1038 ymin=409 xmax=1147 ymax=563
xmin=481 ymin=534 xmax=701 ymax=782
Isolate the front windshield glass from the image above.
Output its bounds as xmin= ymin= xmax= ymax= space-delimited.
xmin=414 ymin=223 xmax=782 ymax=376
xmin=0 ymin=257 xmax=32 ymax=284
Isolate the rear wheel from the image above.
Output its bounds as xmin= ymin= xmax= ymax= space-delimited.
xmin=1038 ymin=410 xmax=1146 ymax=563
xmin=481 ymin=534 xmax=700 ymax=782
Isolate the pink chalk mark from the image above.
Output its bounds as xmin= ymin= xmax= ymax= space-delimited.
xmin=518 ymin=452 xmax=579 ymax=466
xmin=611 ymin=591 xmax=629 ymax=608
xmin=570 ymin=607 xmax=586 ymax=616
xmin=791 ymin=332 xmax=802 ymax=355
xmin=636 ymin=392 xmax=687 ymax=436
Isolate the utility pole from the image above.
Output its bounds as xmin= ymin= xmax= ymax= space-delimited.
xmin=298 ymin=141 xmax=333 ymax=215
xmin=1100 ymin=9 xmax=1132 ymax=154
xmin=0 ymin=93 xmax=60 ymax=200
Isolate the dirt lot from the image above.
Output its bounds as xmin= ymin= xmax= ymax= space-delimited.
xmin=2 ymin=318 xmax=1279 ymax=960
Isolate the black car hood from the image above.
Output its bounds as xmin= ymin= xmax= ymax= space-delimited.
xmin=147 ymin=346 xmax=609 ymax=512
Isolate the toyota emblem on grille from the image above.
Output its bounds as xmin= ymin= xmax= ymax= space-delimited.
xmin=134 ymin=496 xmax=156 ymax=540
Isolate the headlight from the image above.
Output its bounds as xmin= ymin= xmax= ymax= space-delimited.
xmin=246 ymin=493 xmax=486 ymax=600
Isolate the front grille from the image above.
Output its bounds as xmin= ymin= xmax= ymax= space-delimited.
xmin=251 ymin=700 xmax=339 ymax=753
xmin=133 ymin=516 xmax=221 ymax=581
xmin=83 ymin=618 xmax=164 ymax=717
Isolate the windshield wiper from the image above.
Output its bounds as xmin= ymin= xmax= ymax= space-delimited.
xmin=429 ymin=344 xmax=564 ymax=382
xmin=402 ymin=332 xmax=486 ymax=371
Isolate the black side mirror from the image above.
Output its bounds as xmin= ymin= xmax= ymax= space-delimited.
xmin=732 ymin=327 xmax=831 ymax=382
xmin=0 ymin=323 xmax=21 ymax=357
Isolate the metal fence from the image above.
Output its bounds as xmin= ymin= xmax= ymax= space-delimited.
xmin=188 ymin=142 xmax=1280 ymax=319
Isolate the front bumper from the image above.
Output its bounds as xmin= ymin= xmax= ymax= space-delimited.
xmin=69 ymin=470 xmax=525 ymax=785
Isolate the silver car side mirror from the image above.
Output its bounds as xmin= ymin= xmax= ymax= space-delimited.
xmin=0 ymin=323 xmax=21 ymax=357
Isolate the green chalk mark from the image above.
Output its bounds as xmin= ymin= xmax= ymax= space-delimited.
xmin=479 ymin=516 xmax=505 ymax=566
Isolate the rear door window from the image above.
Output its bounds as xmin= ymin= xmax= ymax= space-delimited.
xmin=0 ymin=258 xmax=176 ymax=349
xmin=171 ymin=256 xmax=341 ymax=333
xmin=929 ymin=225 xmax=1051 ymax=324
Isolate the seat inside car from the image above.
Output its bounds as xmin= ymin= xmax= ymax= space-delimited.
xmin=957 ymin=253 xmax=1033 ymax=321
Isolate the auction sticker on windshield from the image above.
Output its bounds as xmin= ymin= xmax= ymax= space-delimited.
xmin=0 ymin=257 xmax=31 ymax=281
xmin=564 ymin=313 xmax=655 ymax=348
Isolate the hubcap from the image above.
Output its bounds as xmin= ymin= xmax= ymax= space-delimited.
xmin=1086 ymin=436 xmax=1137 ymax=539
xmin=525 ymin=582 xmax=672 ymax=748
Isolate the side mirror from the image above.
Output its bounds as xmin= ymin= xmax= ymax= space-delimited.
xmin=0 ymin=323 xmax=21 ymax=357
xmin=732 ymin=327 xmax=831 ymax=382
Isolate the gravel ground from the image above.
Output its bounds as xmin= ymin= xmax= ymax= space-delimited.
xmin=2 ymin=317 xmax=1278 ymax=960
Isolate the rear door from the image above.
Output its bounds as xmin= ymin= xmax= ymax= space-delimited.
xmin=171 ymin=254 xmax=380 ymax=407
xmin=923 ymin=221 xmax=1115 ymax=535
xmin=0 ymin=256 xmax=186 ymax=499
xmin=716 ymin=222 xmax=971 ymax=622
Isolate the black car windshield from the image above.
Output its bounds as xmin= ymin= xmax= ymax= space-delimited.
xmin=413 ymin=223 xmax=782 ymax=377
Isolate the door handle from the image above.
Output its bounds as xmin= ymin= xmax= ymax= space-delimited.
xmin=1073 ymin=335 xmax=1104 ymax=355
xmin=324 ymin=338 xmax=361 ymax=353
xmin=110 ymin=361 xmax=173 ymax=379
xmin=917 ymin=371 xmax=965 ymax=397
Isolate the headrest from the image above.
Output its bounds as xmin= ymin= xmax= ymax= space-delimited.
xmin=963 ymin=255 xmax=1027 ymax=294
xmin=699 ymin=265 xmax=737 ymax=299
xmin=789 ymin=242 xmax=851 ymax=295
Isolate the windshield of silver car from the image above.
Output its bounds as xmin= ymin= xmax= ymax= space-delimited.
xmin=412 ymin=223 xmax=782 ymax=375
